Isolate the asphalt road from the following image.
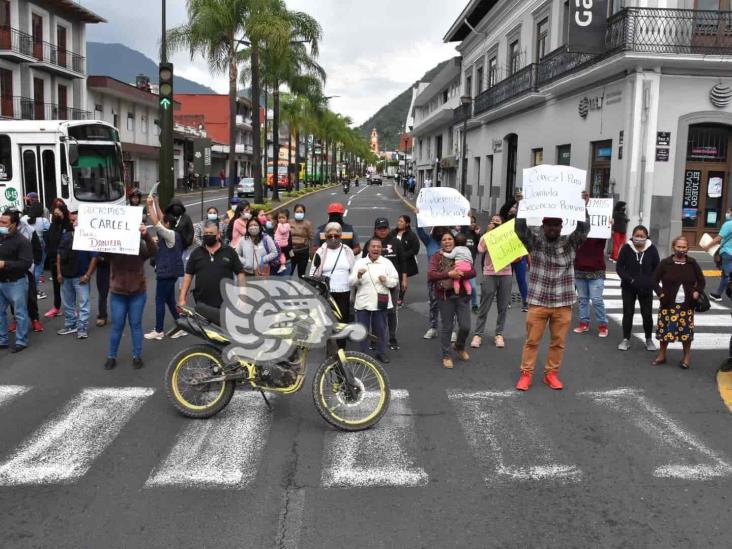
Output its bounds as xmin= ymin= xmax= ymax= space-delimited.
xmin=1 ymin=180 xmax=731 ymax=548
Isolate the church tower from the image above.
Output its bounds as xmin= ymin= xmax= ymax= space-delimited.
xmin=370 ymin=128 xmax=379 ymax=154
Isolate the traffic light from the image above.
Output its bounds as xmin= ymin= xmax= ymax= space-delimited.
xmin=158 ymin=62 xmax=174 ymax=209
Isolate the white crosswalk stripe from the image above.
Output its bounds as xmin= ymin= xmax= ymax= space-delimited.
xmin=0 ymin=385 xmax=30 ymax=408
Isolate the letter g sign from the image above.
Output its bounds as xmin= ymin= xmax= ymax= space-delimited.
xmin=574 ymin=0 xmax=593 ymax=27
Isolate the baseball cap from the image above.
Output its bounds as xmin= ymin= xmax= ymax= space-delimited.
xmin=231 ymin=196 xmax=241 ymax=205
xmin=327 ymin=202 xmax=345 ymax=215
xmin=374 ymin=217 xmax=389 ymax=229
xmin=25 ymin=192 xmax=39 ymax=200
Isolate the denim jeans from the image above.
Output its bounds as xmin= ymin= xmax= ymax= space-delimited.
xmin=715 ymin=252 xmax=732 ymax=295
xmin=61 ymin=277 xmax=91 ymax=332
xmin=469 ymin=277 xmax=478 ymax=307
xmin=34 ymin=242 xmax=46 ymax=285
xmin=0 ymin=278 xmax=29 ymax=347
xmin=109 ymin=292 xmax=147 ymax=359
xmin=575 ymin=278 xmax=607 ymax=325
xmin=155 ymin=277 xmax=178 ymax=332
xmin=512 ymin=257 xmax=528 ymax=303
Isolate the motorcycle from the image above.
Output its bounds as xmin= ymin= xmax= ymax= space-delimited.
xmin=164 ymin=275 xmax=391 ymax=431
xmin=354 ymin=177 xmax=359 ymax=188
xmin=343 ymin=180 xmax=350 ymax=194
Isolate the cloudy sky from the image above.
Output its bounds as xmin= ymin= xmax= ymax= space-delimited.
xmin=83 ymin=0 xmax=463 ymax=125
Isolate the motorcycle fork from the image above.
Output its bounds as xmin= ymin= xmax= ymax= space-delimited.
xmin=335 ymin=348 xmax=357 ymax=388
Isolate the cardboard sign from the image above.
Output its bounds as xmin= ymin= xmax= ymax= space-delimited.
xmin=416 ymin=187 xmax=471 ymax=228
xmin=483 ymin=219 xmax=528 ymax=272
xmin=525 ymin=198 xmax=611 ymax=238
xmin=517 ymin=165 xmax=587 ymax=222
xmin=73 ymin=204 xmax=143 ymax=255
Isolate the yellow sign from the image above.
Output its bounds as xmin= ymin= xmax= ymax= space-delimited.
xmin=483 ymin=219 xmax=528 ymax=272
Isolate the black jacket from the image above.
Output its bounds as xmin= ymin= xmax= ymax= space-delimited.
xmin=47 ymin=218 xmax=72 ymax=258
xmin=362 ymin=234 xmax=407 ymax=278
xmin=166 ymin=198 xmax=194 ymax=249
xmin=0 ymin=230 xmax=33 ymax=282
xmin=391 ymin=228 xmax=420 ymax=277
xmin=616 ymin=240 xmax=660 ymax=294
xmin=612 ymin=202 xmax=629 ymax=233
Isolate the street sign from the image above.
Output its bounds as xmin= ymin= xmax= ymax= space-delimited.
xmin=568 ymin=0 xmax=609 ymax=54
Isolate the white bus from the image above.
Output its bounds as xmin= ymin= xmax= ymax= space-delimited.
xmin=0 ymin=120 xmax=125 ymax=213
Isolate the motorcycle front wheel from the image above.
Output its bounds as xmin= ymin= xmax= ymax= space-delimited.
xmin=312 ymin=352 xmax=390 ymax=431
xmin=165 ymin=345 xmax=236 ymax=419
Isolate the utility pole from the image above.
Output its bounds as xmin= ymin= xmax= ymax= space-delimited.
xmin=158 ymin=0 xmax=174 ymax=209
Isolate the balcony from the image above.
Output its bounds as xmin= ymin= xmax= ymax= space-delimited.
xmin=0 ymin=26 xmax=85 ymax=76
xmin=473 ymin=64 xmax=538 ymax=116
xmin=0 ymin=96 xmax=90 ymax=121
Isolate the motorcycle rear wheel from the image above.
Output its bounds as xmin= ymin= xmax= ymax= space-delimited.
xmin=312 ymin=351 xmax=390 ymax=431
xmin=165 ymin=345 xmax=235 ymax=419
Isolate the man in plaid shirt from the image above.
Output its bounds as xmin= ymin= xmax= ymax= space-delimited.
xmin=514 ymin=192 xmax=590 ymax=391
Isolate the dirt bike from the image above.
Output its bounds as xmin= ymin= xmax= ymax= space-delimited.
xmin=164 ymin=276 xmax=390 ymax=431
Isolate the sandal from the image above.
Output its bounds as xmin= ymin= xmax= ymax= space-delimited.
xmin=651 ymin=357 xmax=667 ymax=365
xmin=679 ymin=361 xmax=690 ymax=370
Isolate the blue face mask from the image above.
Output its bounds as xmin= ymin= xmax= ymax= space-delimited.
xmin=266 ymin=221 xmax=273 ymax=230
xmin=294 ymin=212 xmax=305 ymax=221
xmin=207 ymin=213 xmax=218 ymax=221
xmin=0 ymin=226 xmax=8 ymax=235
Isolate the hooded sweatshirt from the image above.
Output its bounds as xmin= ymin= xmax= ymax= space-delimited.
xmin=165 ymin=198 xmax=194 ymax=249
xmin=615 ymin=238 xmax=660 ymax=294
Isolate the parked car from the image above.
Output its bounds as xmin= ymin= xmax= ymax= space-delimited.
xmin=237 ymin=177 xmax=255 ymax=197
xmin=368 ymin=175 xmax=383 ymax=186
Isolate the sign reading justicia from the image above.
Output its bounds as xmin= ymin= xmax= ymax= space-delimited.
xmin=568 ymin=0 xmax=609 ymax=54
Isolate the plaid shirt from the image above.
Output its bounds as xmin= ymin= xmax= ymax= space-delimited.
xmin=515 ymin=215 xmax=590 ymax=308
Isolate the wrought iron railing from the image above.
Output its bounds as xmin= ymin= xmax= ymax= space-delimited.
xmin=537 ymin=46 xmax=598 ymax=86
xmin=473 ymin=63 xmax=538 ymax=116
xmin=0 ymin=96 xmax=89 ymax=120
xmin=0 ymin=26 xmax=85 ymax=74
xmin=0 ymin=25 xmax=34 ymax=57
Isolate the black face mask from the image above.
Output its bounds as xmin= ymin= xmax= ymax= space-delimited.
xmin=202 ymin=234 xmax=218 ymax=247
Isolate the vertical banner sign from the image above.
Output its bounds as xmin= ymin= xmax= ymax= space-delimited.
xmin=683 ymin=170 xmax=701 ymax=220
xmin=568 ymin=0 xmax=609 ymax=54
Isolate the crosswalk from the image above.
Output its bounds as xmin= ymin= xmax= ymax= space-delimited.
xmin=602 ymin=274 xmax=732 ymax=350
xmin=0 ymin=385 xmax=729 ymax=489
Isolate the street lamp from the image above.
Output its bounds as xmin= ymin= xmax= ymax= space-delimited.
xmin=459 ymin=95 xmax=471 ymax=197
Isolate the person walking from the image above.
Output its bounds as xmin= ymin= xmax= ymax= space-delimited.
xmin=0 ymin=209 xmax=32 ymax=353
xmin=514 ymin=196 xmax=590 ymax=391
xmin=165 ymin=198 xmax=194 ymax=265
xmin=499 ymin=198 xmax=529 ymax=311
xmin=573 ymin=237 xmax=609 ymax=337
xmin=703 ymin=207 xmax=732 ymax=300
xmin=391 ymin=214 xmax=420 ymax=307
xmin=104 ymin=224 xmax=158 ymax=370
xmin=471 ymin=215 xmax=513 ymax=349
xmin=458 ymin=216 xmax=482 ymax=313
xmin=44 ymin=204 xmax=72 ymax=319
xmin=56 ymin=211 xmax=97 ymax=339
xmin=236 ymin=218 xmax=278 ymax=276
xmin=316 ymin=203 xmax=361 ymax=255
xmin=652 ymin=236 xmax=706 ymax=369
xmin=616 ymin=225 xmax=660 ymax=352
xmin=193 ymin=207 xmax=226 ymax=247
xmin=229 ymin=202 xmax=253 ymax=248
xmin=350 ymin=238 xmax=399 ymax=364
xmin=289 ymin=204 xmax=314 ymax=278
xmin=9 ymin=215 xmax=43 ymax=335
xmin=610 ymin=201 xmax=629 ymax=262
xmin=417 ymin=225 xmax=448 ymax=339
xmin=21 ymin=193 xmax=49 ymax=299
xmin=427 ymin=231 xmax=476 ymax=369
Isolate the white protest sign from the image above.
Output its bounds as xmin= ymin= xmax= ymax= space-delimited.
xmin=73 ymin=204 xmax=143 ymax=255
xmin=416 ymin=187 xmax=471 ymax=228
xmin=526 ymin=198 xmax=612 ymax=238
xmin=517 ymin=165 xmax=587 ymax=222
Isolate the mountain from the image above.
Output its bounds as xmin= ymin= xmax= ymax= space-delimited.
xmin=358 ymin=59 xmax=452 ymax=151
xmin=87 ymin=42 xmax=216 ymax=94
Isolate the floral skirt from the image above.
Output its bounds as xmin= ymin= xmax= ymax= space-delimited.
xmin=656 ymin=304 xmax=694 ymax=343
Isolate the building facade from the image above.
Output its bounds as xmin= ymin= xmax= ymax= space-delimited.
xmin=445 ymin=0 xmax=732 ymax=250
xmin=0 ymin=0 xmax=103 ymax=121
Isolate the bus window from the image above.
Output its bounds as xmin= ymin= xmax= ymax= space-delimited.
xmin=22 ymin=149 xmax=38 ymax=196
xmin=41 ymin=149 xmax=57 ymax=208
xmin=72 ymin=143 xmax=125 ymax=202
xmin=0 ymin=135 xmax=11 ymax=181
xmin=60 ymin=144 xmax=69 ymax=199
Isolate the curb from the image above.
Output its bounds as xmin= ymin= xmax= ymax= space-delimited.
xmin=717 ymin=370 xmax=732 ymax=413
xmin=393 ymin=182 xmax=417 ymax=213
xmin=265 ymin=184 xmax=339 ymax=215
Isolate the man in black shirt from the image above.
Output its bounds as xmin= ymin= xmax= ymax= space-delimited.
xmin=0 ymin=209 xmax=33 ymax=352
xmin=179 ymin=221 xmax=245 ymax=314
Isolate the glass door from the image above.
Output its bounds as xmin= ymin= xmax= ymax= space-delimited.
xmin=682 ymin=166 xmax=728 ymax=247
xmin=40 ymin=146 xmax=56 ymax=209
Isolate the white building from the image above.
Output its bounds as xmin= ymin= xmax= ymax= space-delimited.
xmin=445 ymin=0 xmax=732 ymax=250
xmin=0 ymin=0 xmax=104 ymax=121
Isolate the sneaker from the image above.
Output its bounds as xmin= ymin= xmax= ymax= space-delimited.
xmin=144 ymin=330 xmax=165 ymax=340
xmin=96 ymin=318 xmax=107 ymax=327
xmin=521 ymin=302 xmax=529 ymax=312
xmin=470 ymin=335 xmax=482 ymax=349
xmin=277 ymin=265 xmax=287 ymax=274
xmin=710 ymin=293 xmax=723 ymax=302
xmin=618 ymin=339 xmax=630 ymax=351
xmin=543 ymin=371 xmax=564 ymax=390
xmin=598 ymin=325 xmax=608 ymax=338
xmin=495 ymin=335 xmax=505 ymax=348
xmin=450 ymin=331 xmax=457 ymax=343
xmin=8 ymin=321 xmax=15 ymax=333
xmin=77 ymin=331 xmax=88 ymax=340
xmin=132 ymin=357 xmax=144 ymax=369
xmin=423 ymin=328 xmax=438 ymax=339
xmin=442 ymin=357 xmax=454 ymax=369
xmin=471 ymin=305 xmax=479 ymax=314
xmin=645 ymin=338 xmax=658 ymax=352
xmin=37 ymin=290 xmax=47 ymax=300
xmin=516 ymin=373 xmax=532 ymax=391
xmin=456 ymin=350 xmax=470 ymax=361
xmin=389 ymin=339 xmax=400 ymax=351
xmin=573 ymin=322 xmax=590 ymax=334
xmin=44 ymin=307 xmax=61 ymax=319
xmin=39 ymin=275 xmax=45 ymax=284
xmin=104 ymin=357 xmax=117 ymax=370
xmin=10 ymin=345 xmax=26 ymax=354
xmin=32 ymin=320 xmax=43 ymax=333
xmin=57 ymin=326 xmax=77 ymax=335
xmin=375 ymin=353 xmax=390 ymax=364
xmin=170 ymin=330 xmax=188 ymax=339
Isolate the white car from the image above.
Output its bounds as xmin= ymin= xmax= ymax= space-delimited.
xmin=237 ymin=177 xmax=255 ymax=197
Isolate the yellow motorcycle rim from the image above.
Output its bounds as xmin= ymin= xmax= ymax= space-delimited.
xmin=171 ymin=351 xmax=227 ymax=411
xmin=318 ymin=356 xmax=387 ymax=426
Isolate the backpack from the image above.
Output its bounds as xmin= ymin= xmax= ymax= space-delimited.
xmin=262 ymin=235 xmax=282 ymax=272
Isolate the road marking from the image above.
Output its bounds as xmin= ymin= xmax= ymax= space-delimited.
xmin=0 ymin=387 xmax=154 ymax=485
xmin=182 ymin=195 xmax=231 ymax=208
xmin=145 ymin=393 xmax=272 ymax=489
xmin=356 ymin=186 xmax=368 ymax=195
xmin=321 ymin=389 xmax=428 ymax=487
xmin=0 ymin=385 xmax=30 ymax=408
xmin=631 ymin=332 xmax=731 ymax=350
xmin=344 ymin=209 xmax=349 ymax=217
xmin=608 ymin=313 xmax=731 ymax=327
xmin=448 ymin=390 xmax=582 ymax=482
xmin=603 ymin=299 xmax=728 ymax=311
xmin=717 ymin=371 xmax=732 ymax=413
xmin=580 ymin=388 xmax=732 ymax=479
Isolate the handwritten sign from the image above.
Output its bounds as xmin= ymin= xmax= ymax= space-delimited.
xmin=416 ymin=187 xmax=471 ymax=228
xmin=73 ymin=204 xmax=143 ymax=255
xmin=517 ymin=165 xmax=587 ymax=222
xmin=526 ymin=199 xmax=610 ymax=238
xmin=483 ymin=219 xmax=528 ymax=272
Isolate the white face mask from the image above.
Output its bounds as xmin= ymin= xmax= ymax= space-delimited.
xmin=726 ymin=213 xmax=732 ymax=221
xmin=294 ymin=212 xmax=305 ymax=221
xmin=207 ymin=213 xmax=218 ymax=221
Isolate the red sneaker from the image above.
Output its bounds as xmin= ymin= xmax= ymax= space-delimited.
xmin=598 ymin=325 xmax=608 ymax=338
xmin=9 ymin=321 xmax=16 ymax=333
xmin=573 ymin=322 xmax=589 ymax=334
xmin=44 ymin=307 xmax=61 ymax=319
xmin=32 ymin=320 xmax=44 ymax=332
xmin=515 ymin=373 xmax=532 ymax=391
xmin=543 ymin=371 xmax=564 ymax=390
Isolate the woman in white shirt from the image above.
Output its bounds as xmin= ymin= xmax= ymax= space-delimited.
xmin=349 ymin=238 xmax=399 ymax=364
xmin=311 ymin=222 xmax=356 ymax=348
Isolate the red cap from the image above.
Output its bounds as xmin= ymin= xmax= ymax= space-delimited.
xmin=327 ymin=202 xmax=345 ymax=214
